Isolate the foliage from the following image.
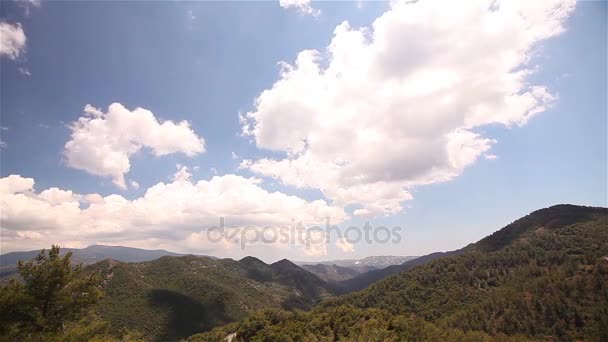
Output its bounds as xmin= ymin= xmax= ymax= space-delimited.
xmin=90 ymin=255 xmax=333 ymax=341
xmin=188 ymin=306 xmax=535 ymax=342
xmin=0 ymin=245 xmax=102 ymax=337
xmin=0 ymin=245 xmax=147 ymax=341
xmin=332 ymin=206 xmax=608 ymax=340
xmin=189 ymin=205 xmax=608 ymax=341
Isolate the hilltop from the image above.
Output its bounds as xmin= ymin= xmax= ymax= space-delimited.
xmin=190 ymin=204 xmax=608 ymax=341
xmin=89 ymin=254 xmax=334 ymax=341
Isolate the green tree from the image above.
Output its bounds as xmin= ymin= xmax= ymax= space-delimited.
xmin=0 ymin=245 xmax=102 ymax=339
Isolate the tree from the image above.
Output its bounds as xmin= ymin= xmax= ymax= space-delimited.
xmin=0 ymin=245 xmax=102 ymax=339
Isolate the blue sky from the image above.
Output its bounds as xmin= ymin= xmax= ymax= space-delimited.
xmin=0 ymin=0 xmax=606 ymax=261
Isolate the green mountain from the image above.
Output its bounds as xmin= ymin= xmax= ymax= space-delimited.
xmin=189 ymin=204 xmax=608 ymax=341
xmin=299 ymin=256 xmax=421 ymax=283
xmin=89 ymin=255 xmax=334 ymax=341
xmin=335 ymin=250 xmax=459 ymax=293
xmin=300 ymin=263 xmax=364 ymax=282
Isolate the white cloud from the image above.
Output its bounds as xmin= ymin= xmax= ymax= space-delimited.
xmin=231 ymin=151 xmax=239 ymax=160
xmin=129 ymin=180 xmax=140 ymax=189
xmin=171 ymin=164 xmax=193 ymax=182
xmin=484 ymin=154 xmax=498 ymax=160
xmin=279 ymin=0 xmax=320 ymax=16
xmin=0 ymin=22 xmax=26 ymax=60
xmin=335 ymin=237 xmax=354 ymax=253
xmin=242 ymin=0 xmax=574 ymax=216
xmin=63 ymin=103 xmax=205 ymax=189
xmin=0 ymin=174 xmax=346 ymax=256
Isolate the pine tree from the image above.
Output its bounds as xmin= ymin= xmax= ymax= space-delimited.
xmin=0 ymin=245 xmax=102 ymax=339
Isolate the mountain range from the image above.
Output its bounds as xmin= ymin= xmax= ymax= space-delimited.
xmin=0 ymin=245 xmax=186 ymax=282
xmin=295 ymin=255 xmax=418 ymax=270
xmin=2 ymin=204 xmax=606 ymax=341
xmin=88 ymin=255 xmax=334 ymax=341
xmin=190 ymin=204 xmax=608 ymax=341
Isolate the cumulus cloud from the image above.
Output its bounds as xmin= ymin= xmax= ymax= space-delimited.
xmin=63 ymin=103 xmax=205 ymax=189
xmin=241 ymin=0 xmax=575 ymax=216
xmin=171 ymin=164 xmax=193 ymax=182
xmin=0 ymin=174 xmax=346 ymax=256
xmin=0 ymin=22 xmax=26 ymax=60
xmin=279 ymin=0 xmax=320 ymax=16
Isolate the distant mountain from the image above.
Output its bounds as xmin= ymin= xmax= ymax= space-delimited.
xmin=335 ymin=250 xmax=460 ymax=293
xmin=295 ymin=256 xmax=420 ymax=283
xmin=90 ymin=255 xmax=334 ymax=341
xmin=1 ymin=244 xmax=185 ymax=267
xmin=190 ymin=204 xmax=608 ymax=341
xmin=296 ymin=255 xmax=418 ymax=271
xmin=300 ymin=263 xmax=363 ymax=282
xmin=0 ymin=245 xmax=186 ymax=281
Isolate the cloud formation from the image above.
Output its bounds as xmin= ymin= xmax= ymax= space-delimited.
xmin=0 ymin=174 xmax=346 ymax=256
xmin=64 ymin=103 xmax=205 ymax=189
xmin=279 ymin=0 xmax=319 ymax=16
xmin=242 ymin=0 xmax=575 ymax=216
xmin=0 ymin=22 xmax=26 ymax=60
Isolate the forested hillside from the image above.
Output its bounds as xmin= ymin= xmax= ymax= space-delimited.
xmin=190 ymin=205 xmax=608 ymax=341
xmin=90 ymin=255 xmax=334 ymax=341
xmin=335 ymin=250 xmax=459 ymax=293
xmin=300 ymin=264 xmax=363 ymax=282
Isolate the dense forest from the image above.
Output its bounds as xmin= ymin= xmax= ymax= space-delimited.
xmin=87 ymin=255 xmax=333 ymax=340
xmin=1 ymin=205 xmax=607 ymax=341
xmin=190 ymin=205 xmax=608 ymax=341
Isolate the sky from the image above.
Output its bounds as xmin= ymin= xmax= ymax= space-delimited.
xmin=0 ymin=0 xmax=606 ymax=262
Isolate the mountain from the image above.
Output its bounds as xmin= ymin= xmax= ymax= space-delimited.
xmin=0 ymin=245 xmax=186 ymax=281
xmin=300 ymin=264 xmax=363 ymax=282
xmin=189 ymin=204 xmax=608 ymax=341
xmin=89 ymin=255 xmax=334 ymax=341
xmin=296 ymin=255 xmax=418 ymax=271
xmin=0 ymin=245 xmax=185 ymax=266
xmin=334 ymin=250 xmax=461 ymax=293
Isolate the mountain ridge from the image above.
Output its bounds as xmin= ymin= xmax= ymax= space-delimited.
xmin=190 ymin=204 xmax=608 ymax=341
xmin=89 ymin=253 xmax=335 ymax=341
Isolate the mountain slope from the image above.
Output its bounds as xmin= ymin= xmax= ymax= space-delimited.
xmin=190 ymin=204 xmax=608 ymax=341
xmin=330 ymin=205 xmax=608 ymax=340
xmin=300 ymin=263 xmax=362 ymax=282
xmin=90 ymin=255 xmax=334 ymax=341
xmin=335 ymin=250 xmax=459 ymax=293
